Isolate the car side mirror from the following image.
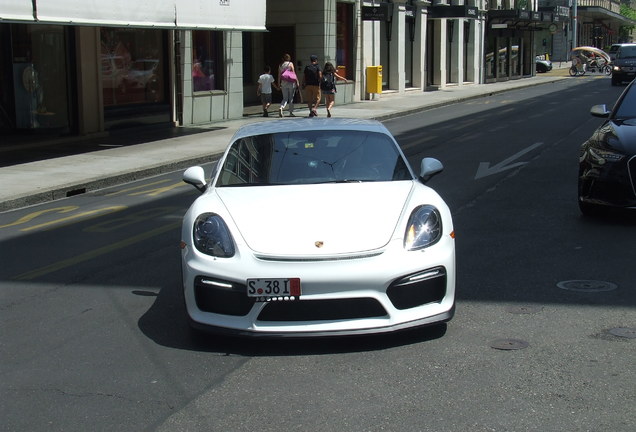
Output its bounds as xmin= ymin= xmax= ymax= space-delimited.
xmin=419 ymin=158 xmax=444 ymax=183
xmin=590 ymin=104 xmax=610 ymax=118
xmin=183 ymin=166 xmax=207 ymax=192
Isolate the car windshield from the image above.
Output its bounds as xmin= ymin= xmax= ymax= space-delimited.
xmin=614 ymin=86 xmax=636 ymax=119
xmin=617 ymin=46 xmax=636 ymax=59
xmin=216 ymin=130 xmax=412 ymax=186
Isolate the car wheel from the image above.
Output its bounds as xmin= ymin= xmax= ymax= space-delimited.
xmin=611 ymin=78 xmax=618 ymax=86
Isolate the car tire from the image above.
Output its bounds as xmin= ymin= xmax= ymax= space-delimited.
xmin=611 ymin=78 xmax=618 ymax=86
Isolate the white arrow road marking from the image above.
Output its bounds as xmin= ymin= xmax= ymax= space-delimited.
xmin=475 ymin=142 xmax=543 ymax=180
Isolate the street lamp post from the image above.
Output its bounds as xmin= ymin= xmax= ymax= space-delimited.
xmin=573 ymin=0 xmax=578 ymax=49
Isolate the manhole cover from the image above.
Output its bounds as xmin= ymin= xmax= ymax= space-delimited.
xmin=556 ymin=280 xmax=618 ymax=293
xmin=489 ymin=339 xmax=530 ymax=350
xmin=506 ymin=305 xmax=543 ymax=315
xmin=608 ymin=327 xmax=636 ymax=339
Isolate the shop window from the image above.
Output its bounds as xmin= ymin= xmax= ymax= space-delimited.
xmin=192 ymin=31 xmax=225 ymax=92
xmin=100 ymin=28 xmax=166 ymax=107
xmin=10 ymin=24 xmax=70 ymax=130
xmin=485 ymin=37 xmax=496 ymax=80
xmin=336 ymin=2 xmax=354 ymax=80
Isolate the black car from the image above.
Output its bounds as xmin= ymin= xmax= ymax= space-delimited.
xmin=536 ymin=57 xmax=552 ymax=73
xmin=579 ymin=80 xmax=636 ymax=215
xmin=611 ymin=44 xmax=636 ymax=85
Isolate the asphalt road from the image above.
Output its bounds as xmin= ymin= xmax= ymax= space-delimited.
xmin=1 ymin=75 xmax=634 ymax=432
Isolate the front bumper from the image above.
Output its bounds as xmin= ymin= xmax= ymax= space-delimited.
xmin=182 ymin=236 xmax=456 ymax=337
xmin=579 ymin=152 xmax=636 ymax=208
xmin=612 ymin=69 xmax=636 ymax=83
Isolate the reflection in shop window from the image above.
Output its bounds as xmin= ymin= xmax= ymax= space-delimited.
xmin=100 ymin=28 xmax=166 ymax=107
xmin=192 ymin=31 xmax=224 ymax=92
xmin=10 ymin=24 xmax=69 ymax=130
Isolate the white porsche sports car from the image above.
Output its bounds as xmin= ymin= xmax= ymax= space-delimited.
xmin=180 ymin=118 xmax=455 ymax=337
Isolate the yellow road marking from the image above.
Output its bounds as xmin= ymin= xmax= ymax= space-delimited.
xmin=105 ymin=179 xmax=171 ymax=196
xmin=129 ymin=181 xmax=188 ymax=197
xmin=0 ymin=206 xmax=78 ymax=229
xmin=13 ymin=222 xmax=180 ymax=281
xmin=20 ymin=206 xmax=127 ymax=232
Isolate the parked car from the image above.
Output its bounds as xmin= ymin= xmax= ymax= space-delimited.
xmin=101 ymin=55 xmax=126 ymax=90
xmin=180 ymin=118 xmax=456 ymax=337
xmin=611 ymin=44 xmax=636 ymax=85
xmin=123 ymin=59 xmax=159 ymax=88
xmin=579 ymin=80 xmax=636 ymax=215
xmin=536 ymin=56 xmax=552 ymax=73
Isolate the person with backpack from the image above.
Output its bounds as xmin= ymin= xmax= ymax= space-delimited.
xmin=321 ymin=62 xmax=348 ymax=118
xmin=302 ymin=55 xmax=322 ymax=117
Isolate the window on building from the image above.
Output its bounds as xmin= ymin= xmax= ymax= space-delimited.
xmin=10 ymin=24 xmax=70 ymax=130
xmin=100 ymin=28 xmax=166 ymax=107
xmin=192 ymin=31 xmax=224 ymax=92
xmin=336 ymin=2 xmax=354 ymax=80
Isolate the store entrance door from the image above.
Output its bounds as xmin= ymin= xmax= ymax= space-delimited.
xmin=263 ymin=26 xmax=295 ymax=102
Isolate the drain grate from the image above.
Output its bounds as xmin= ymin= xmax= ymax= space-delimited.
xmin=608 ymin=327 xmax=636 ymax=339
xmin=556 ymin=280 xmax=618 ymax=293
xmin=489 ymin=339 xmax=530 ymax=350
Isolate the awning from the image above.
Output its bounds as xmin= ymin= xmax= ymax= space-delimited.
xmin=3 ymin=0 xmax=267 ymax=30
xmin=578 ymin=6 xmax=636 ymax=27
xmin=36 ymin=0 xmax=176 ymax=27
xmin=0 ymin=0 xmax=35 ymax=22
xmin=429 ymin=6 xmax=479 ymax=19
xmin=175 ymin=0 xmax=267 ymax=30
xmin=487 ymin=9 xmax=543 ymax=29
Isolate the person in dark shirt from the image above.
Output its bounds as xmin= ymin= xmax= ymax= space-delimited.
xmin=302 ymin=55 xmax=322 ymax=117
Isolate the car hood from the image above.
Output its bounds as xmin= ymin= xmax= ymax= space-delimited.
xmin=215 ymin=182 xmax=414 ymax=256
xmin=605 ymin=119 xmax=636 ymax=153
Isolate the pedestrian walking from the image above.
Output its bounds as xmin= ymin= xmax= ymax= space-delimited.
xmin=302 ymin=55 xmax=322 ymax=117
xmin=320 ymin=62 xmax=348 ymax=118
xmin=277 ymin=53 xmax=299 ymax=117
xmin=257 ymin=65 xmax=279 ymax=117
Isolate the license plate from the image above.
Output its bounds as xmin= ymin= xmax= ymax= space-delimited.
xmin=247 ymin=278 xmax=301 ymax=298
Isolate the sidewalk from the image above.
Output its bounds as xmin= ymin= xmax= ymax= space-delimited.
xmin=0 ymin=73 xmax=569 ymax=212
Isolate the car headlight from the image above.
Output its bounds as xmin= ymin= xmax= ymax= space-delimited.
xmin=404 ymin=205 xmax=442 ymax=250
xmin=589 ymin=147 xmax=625 ymax=164
xmin=193 ymin=213 xmax=235 ymax=257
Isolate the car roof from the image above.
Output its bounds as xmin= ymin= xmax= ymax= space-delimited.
xmin=230 ymin=118 xmax=391 ymax=141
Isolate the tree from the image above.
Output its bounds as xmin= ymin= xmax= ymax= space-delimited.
xmin=619 ymin=5 xmax=636 ymax=42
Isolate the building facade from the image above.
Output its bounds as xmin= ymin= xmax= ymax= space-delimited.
xmin=536 ymin=0 xmax=635 ymax=63
xmin=1 ymin=0 xmax=266 ymax=138
xmin=4 ymin=0 xmax=632 ymax=144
